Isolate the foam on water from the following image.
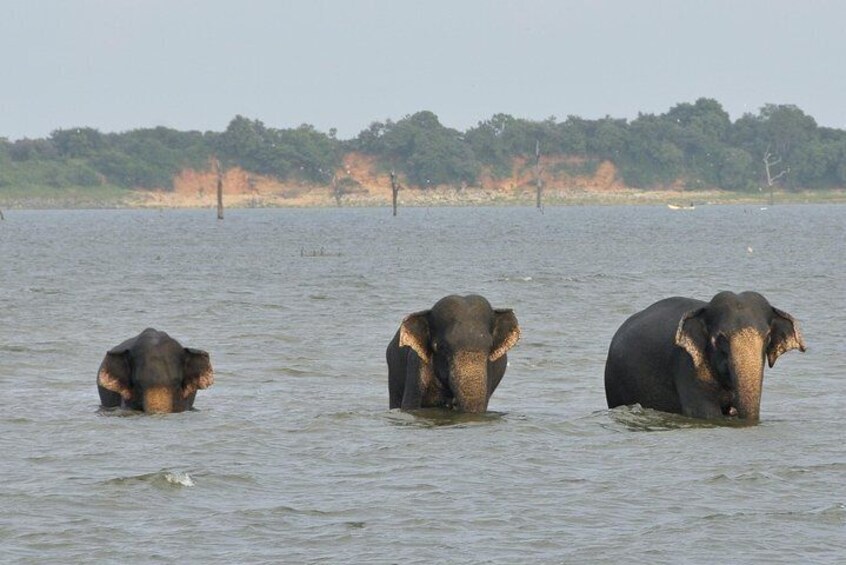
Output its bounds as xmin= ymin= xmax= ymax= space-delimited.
xmin=163 ymin=471 xmax=196 ymax=487
xmin=103 ymin=470 xmax=196 ymax=488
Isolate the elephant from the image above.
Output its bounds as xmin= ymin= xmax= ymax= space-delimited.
xmin=604 ymin=291 xmax=806 ymax=422
xmin=386 ymin=294 xmax=520 ymax=413
xmin=97 ymin=328 xmax=214 ymax=413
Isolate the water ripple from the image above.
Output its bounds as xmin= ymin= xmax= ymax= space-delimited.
xmin=103 ymin=470 xmax=196 ymax=489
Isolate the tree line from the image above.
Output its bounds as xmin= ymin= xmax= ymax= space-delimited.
xmin=2 ymin=98 xmax=845 ymax=193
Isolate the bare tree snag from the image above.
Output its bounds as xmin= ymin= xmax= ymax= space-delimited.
xmin=214 ymin=158 xmax=224 ymax=220
xmin=332 ymin=174 xmax=342 ymax=207
xmin=763 ymin=146 xmax=789 ymax=206
xmin=535 ymin=139 xmax=543 ymax=212
xmin=390 ymin=170 xmax=400 ymax=216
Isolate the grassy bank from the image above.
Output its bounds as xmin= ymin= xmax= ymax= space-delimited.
xmin=539 ymin=188 xmax=846 ymax=206
xmin=0 ymin=184 xmax=133 ymax=209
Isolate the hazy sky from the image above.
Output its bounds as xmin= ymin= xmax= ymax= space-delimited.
xmin=2 ymin=0 xmax=844 ymax=140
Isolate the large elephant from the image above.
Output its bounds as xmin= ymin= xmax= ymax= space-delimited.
xmin=386 ymin=294 xmax=520 ymax=413
xmin=604 ymin=291 xmax=805 ymax=422
xmin=97 ymin=328 xmax=214 ymax=413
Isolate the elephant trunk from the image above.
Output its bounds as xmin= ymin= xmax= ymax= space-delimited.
xmin=142 ymin=386 xmax=176 ymax=413
xmin=728 ymin=330 xmax=766 ymax=421
xmin=449 ymin=351 xmax=489 ymax=413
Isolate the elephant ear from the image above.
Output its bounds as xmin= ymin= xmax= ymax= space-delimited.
xmin=675 ymin=307 xmax=708 ymax=368
xmin=182 ymin=348 xmax=214 ymax=399
xmin=767 ymin=308 xmax=807 ymax=367
xmin=490 ymin=309 xmax=520 ymax=361
xmin=97 ymin=347 xmax=133 ymax=401
xmin=398 ymin=310 xmax=432 ymax=364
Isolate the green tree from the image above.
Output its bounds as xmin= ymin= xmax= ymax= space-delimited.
xmin=216 ymin=116 xmax=340 ymax=183
xmin=373 ymin=111 xmax=479 ymax=187
xmin=790 ymin=139 xmax=835 ymax=188
xmin=716 ymin=147 xmax=755 ymax=190
xmin=664 ymin=98 xmax=732 ymax=186
xmin=618 ymin=114 xmax=684 ymax=186
xmin=51 ymin=127 xmax=107 ymax=158
xmin=217 ymin=115 xmax=277 ymax=175
xmin=273 ymin=124 xmax=340 ymax=183
xmin=759 ymin=104 xmax=817 ymax=160
xmin=7 ymin=138 xmax=58 ymax=161
xmin=354 ymin=120 xmax=392 ymax=154
xmin=731 ymin=104 xmax=819 ymax=189
xmin=465 ymin=114 xmax=515 ymax=177
xmin=557 ymin=116 xmax=589 ymax=157
xmin=588 ymin=117 xmax=627 ymax=160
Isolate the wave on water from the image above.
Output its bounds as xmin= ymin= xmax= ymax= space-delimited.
xmin=103 ymin=470 xmax=196 ymax=489
xmin=96 ymin=406 xmax=138 ymax=416
xmin=699 ymin=502 xmax=846 ymax=525
xmin=25 ymin=287 xmax=67 ymax=295
xmin=603 ymin=405 xmax=755 ymax=432
xmin=706 ymin=470 xmax=783 ymax=484
xmin=495 ymin=272 xmax=639 ymax=285
xmin=162 ymin=471 xmax=195 ymax=487
xmin=96 ymin=406 xmax=211 ymax=417
xmin=383 ymin=408 xmax=506 ymax=428
xmin=815 ymin=503 xmax=846 ymax=525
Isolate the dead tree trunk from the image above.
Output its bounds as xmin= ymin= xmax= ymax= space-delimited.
xmin=535 ymin=139 xmax=543 ymax=212
xmin=215 ymin=158 xmax=224 ymax=220
xmin=332 ymin=174 xmax=342 ymax=207
xmin=390 ymin=170 xmax=400 ymax=216
xmin=763 ymin=147 xmax=789 ymax=206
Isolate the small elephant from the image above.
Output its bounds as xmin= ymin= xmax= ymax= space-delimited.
xmin=97 ymin=328 xmax=214 ymax=413
xmin=386 ymin=294 xmax=520 ymax=413
xmin=604 ymin=291 xmax=805 ymax=421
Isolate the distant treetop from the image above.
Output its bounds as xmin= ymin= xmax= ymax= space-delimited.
xmin=2 ymin=98 xmax=844 ymax=192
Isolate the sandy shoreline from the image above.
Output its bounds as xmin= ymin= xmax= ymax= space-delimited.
xmin=2 ymin=185 xmax=844 ymax=211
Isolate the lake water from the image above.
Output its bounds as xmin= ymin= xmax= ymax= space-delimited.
xmin=0 ymin=205 xmax=844 ymax=563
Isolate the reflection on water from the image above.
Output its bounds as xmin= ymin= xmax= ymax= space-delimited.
xmin=606 ymin=405 xmax=759 ymax=432
xmin=384 ymin=408 xmax=507 ymax=428
xmin=0 ymin=206 xmax=843 ymax=563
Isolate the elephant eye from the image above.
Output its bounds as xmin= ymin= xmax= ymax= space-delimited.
xmin=711 ymin=333 xmax=729 ymax=353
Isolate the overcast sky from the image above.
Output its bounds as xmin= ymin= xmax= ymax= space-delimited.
xmin=2 ymin=0 xmax=844 ymax=140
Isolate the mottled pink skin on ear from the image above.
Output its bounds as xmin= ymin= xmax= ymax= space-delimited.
xmin=97 ymin=367 xmax=132 ymax=400
xmin=182 ymin=366 xmax=214 ymax=399
xmin=399 ymin=313 xmax=431 ymax=364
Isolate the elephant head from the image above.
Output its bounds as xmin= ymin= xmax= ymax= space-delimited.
xmin=97 ymin=328 xmax=214 ymax=413
xmin=674 ymin=291 xmax=805 ymax=421
xmin=398 ymin=295 xmax=520 ymax=413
